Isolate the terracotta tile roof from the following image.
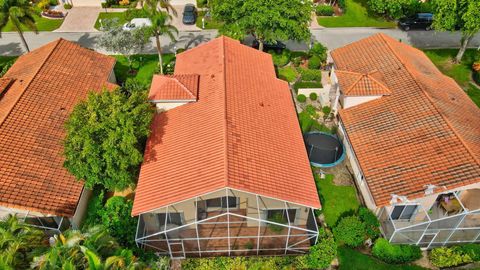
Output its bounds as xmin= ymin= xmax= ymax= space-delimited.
xmin=132 ymin=36 xmax=320 ymax=215
xmin=335 ymin=70 xmax=391 ymax=96
xmin=0 ymin=39 xmax=116 ymax=217
xmin=149 ymin=74 xmax=199 ymax=101
xmin=0 ymin=77 xmax=14 ymax=96
xmin=332 ymin=33 xmax=480 ymax=207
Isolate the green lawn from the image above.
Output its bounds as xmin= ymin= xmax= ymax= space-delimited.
xmin=113 ymin=54 xmax=175 ymax=85
xmin=196 ymin=11 xmax=223 ymax=29
xmin=338 ymin=247 xmax=426 ymax=270
xmin=278 ymin=66 xmax=299 ymax=83
xmin=2 ymin=14 xmax=63 ymax=32
xmin=423 ymin=49 xmax=480 ymax=107
xmin=317 ymin=0 xmax=395 ymax=28
xmin=95 ymin=12 xmax=127 ymax=30
xmin=316 ymin=174 xmax=360 ymax=227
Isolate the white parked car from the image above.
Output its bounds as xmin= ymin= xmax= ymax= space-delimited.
xmin=122 ymin=18 xmax=152 ymax=31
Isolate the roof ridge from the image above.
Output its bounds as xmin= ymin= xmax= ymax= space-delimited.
xmin=365 ymin=73 xmax=391 ymax=94
xmin=221 ymin=36 xmax=229 ymax=188
xmin=0 ymin=39 xmax=62 ymax=128
xmin=344 ymin=73 xmax=364 ymax=95
xmin=379 ymin=34 xmax=480 ymax=166
xmin=170 ymin=76 xmax=196 ymax=99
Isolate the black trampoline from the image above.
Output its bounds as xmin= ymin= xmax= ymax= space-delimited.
xmin=304 ymin=132 xmax=345 ymax=168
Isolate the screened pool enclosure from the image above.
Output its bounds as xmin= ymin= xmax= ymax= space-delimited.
xmin=135 ymin=188 xmax=319 ymax=258
xmin=379 ymin=189 xmax=480 ymax=249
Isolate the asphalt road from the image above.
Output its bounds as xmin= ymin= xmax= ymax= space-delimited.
xmin=1 ymin=28 xmax=479 ymax=56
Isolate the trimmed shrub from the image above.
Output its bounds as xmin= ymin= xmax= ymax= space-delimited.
xmin=278 ymin=66 xmax=299 ymax=83
xmin=292 ymin=56 xmax=302 ymax=67
xmin=298 ymin=229 xmax=337 ymax=269
xmin=125 ymin=8 xmax=148 ymax=21
xmin=293 ymin=81 xmax=322 ymax=93
xmin=316 ymin=5 xmax=334 ymax=16
xmin=358 ymin=207 xmax=380 ymax=240
xmin=309 ymin=92 xmax=318 ymax=101
xmin=270 ymin=50 xmax=291 ymax=67
xmin=372 ymin=238 xmax=422 ymax=264
xmin=309 ymin=42 xmax=328 ymax=63
xmin=297 ymin=94 xmax=307 ymax=103
xmin=459 ymin=244 xmax=480 ymax=261
xmin=333 ymin=216 xmax=366 ymax=247
xmin=322 ymin=106 xmax=331 ymax=120
xmin=429 ymin=246 xmax=473 ymax=268
xmin=297 ymin=68 xmax=322 ymax=82
xmin=63 ymin=3 xmax=72 ymax=9
xmin=308 ymin=55 xmax=322 ymax=70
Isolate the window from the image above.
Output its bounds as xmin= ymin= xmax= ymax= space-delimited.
xmin=265 ymin=209 xmax=297 ymax=224
xmin=158 ymin=213 xmax=184 ymax=226
xmin=206 ymin=196 xmax=237 ymax=209
xmin=390 ymin=205 xmax=418 ymax=220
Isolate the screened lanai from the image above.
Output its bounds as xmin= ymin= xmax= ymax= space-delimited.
xmin=135 ymin=188 xmax=319 ymax=258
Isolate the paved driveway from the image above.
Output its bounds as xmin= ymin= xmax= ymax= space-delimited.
xmin=55 ymin=7 xmax=101 ymax=32
xmin=168 ymin=5 xmax=201 ymax=32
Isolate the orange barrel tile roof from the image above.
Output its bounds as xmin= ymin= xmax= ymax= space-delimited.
xmin=332 ymin=33 xmax=480 ymax=207
xmin=0 ymin=39 xmax=116 ymax=217
xmin=132 ymin=36 xmax=320 ymax=215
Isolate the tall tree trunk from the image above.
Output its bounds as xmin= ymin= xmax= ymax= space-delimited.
xmin=455 ymin=34 xmax=473 ymax=63
xmin=258 ymin=40 xmax=264 ymax=51
xmin=155 ymin=33 xmax=164 ymax=74
xmin=13 ymin=21 xmax=30 ymax=53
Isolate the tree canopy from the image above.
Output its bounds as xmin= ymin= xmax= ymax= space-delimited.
xmin=63 ymin=79 xmax=154 ymax=191
xmin=211 ymin=0 xmax=312 ymax=49
xmin=0 ymin=0 xmax=38 ymax=52
xmin=432 ymin=0 xmax=480 ymax=62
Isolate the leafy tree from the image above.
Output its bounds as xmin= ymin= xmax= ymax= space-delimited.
xmin=0 ymin=215 xmax=46 ymax=269
xmin=144 ymin=0 xmax=178 ymax=74
xmin=97 ymin=19 xmax=151 ymax=69
xmin=0 ymin=0 xmax=38 ymax=52
xmin=211 ymin=0 xmax=312 ymax=51
xmin=63 ymin=79 xmax=154 ymax=191
xmin=432 ymin=0 xmax=480 ymax=62
xmin=368 ymin=0 xmax=426 ymax=19
xmin=98 ymin=196 xmax=137 ymax=247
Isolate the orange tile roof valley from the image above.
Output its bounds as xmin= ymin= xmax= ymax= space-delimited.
xmin=132 ymin=36 xmax=320 ymax=215
xmin=332 ymin=34 xmax=480 ymax=206
xmin=0 ymin=39 xmax=116 ymax=217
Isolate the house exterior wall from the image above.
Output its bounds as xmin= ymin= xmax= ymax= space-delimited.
xmin=71 ymin=188 xmax=92 ymax=229
xmin=154 ymin=101 xmax=193 ymax=111
xmin=340 ymin=95 xmax=382 ymax=109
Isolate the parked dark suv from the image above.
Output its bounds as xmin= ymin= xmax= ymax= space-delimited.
xmin=251 ymin=39 xmax=286 ymax=53
xmin=398 ymin=13 xmax=433 ymax=31
xmin=182 ymin=4 xmax=197 ymax=25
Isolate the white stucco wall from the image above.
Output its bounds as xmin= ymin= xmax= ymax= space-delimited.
xmin=341 ymin=95 xmax=383 ymax=109
xmin=71 ymin=188 xmax=92 ymax=229
xmin=154 ymin=101 xmax=193 ymax=111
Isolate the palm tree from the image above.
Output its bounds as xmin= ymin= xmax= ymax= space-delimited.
xmin=82 ymin=247 xmax=147 ymax=270
xmin=140 ymin=0 xmax=176 ymax=16
xmin=0 ymin=214 xmax=46 ymax=269
xmin=0 ymin=0 xmax=39 ymax=52
xmin=31 ymin=226 xmax=119 ymax=269
xmin=144 ymin=0 xmax=178 ymax=75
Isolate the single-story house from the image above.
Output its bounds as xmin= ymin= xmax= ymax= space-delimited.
xmin=330 ymin=33 xmax=480 ymax=249
xmin=0 ymin=39 xmax=116 ymax=232
xmin=132 ymin=36 xmax=321 ymax=258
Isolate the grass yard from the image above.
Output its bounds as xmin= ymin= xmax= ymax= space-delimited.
xmin=113 ymin=54 xmax=175 ymax=85
xmin=196 ymin=11 xmax=223 ymax=30
xmin=95 ymin=12 xmax=127 ymax=30
xmin=315 ymin=174 xmax=359 ymax=227
xmin=338 ymin=247 xmax=426 ymax=270
xmin=2 ymin=14 xmax=63 ymax=32
xmin=317 ymin=0 xmax=395 ymax=28
xmin=424 ymin=49 xmax=480 ymax=108
xmin=278 ymin=66 xmax=299 ymax=83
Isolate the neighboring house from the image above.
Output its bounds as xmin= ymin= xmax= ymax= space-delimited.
xmin=330 ymin=33 xmax=480 ymax=249
xmin=0 ymin=39 xmax=116 ymax=232
xmin=132 ymin=36 xmax=321 ymax=258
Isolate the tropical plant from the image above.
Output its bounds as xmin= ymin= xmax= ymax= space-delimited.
xmin=429 ymin=246 xmax=473 ymax=268
xmin=432 ymin=0 xmax=480 ymax=62
xmin=0 ymin=215 xmax=46 ymax=269
xmin=97 ymin=18 xmax=151 ymax=69
xmin=63 ymin=79 xmax=154 ymax=191
xmin=97 ymin=196 xmax=137 ymax=248
xmin=0 ymin=0 xmax=38 ymax=52
xmin=144 ymin=0 xmax=178 ymax=74
xmin=211 ymin=0 xmax=312 ymax=51
xmin=309 ymin=42 xmax=328 ymax=64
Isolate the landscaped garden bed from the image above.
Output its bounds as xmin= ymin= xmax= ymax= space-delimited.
xmin=41 ymin=9 xmax=65 ymax=19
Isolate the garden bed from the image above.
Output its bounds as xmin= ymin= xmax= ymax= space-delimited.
xmin=41 ymin=9 xmax=65 ymax=19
